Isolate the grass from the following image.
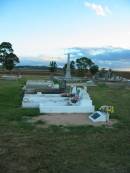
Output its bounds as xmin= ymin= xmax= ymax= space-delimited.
xmin=0 ymin=77 xmax=130 ymax=173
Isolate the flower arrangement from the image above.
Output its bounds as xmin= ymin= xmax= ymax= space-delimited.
xmin=99 ymin=106 xmax=114 ymax=114
xmin=71 ymin=95 xmax=80 ymax=103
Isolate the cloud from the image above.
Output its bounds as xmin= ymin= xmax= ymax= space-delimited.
xmin=84 ymin=1 xmax=111 ymax=16
xmin=19 ymin=46 xmax=130 ymax=70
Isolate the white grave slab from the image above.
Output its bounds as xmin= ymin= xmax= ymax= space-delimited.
xmin=22 ymin=87 xmax=95 ymax=113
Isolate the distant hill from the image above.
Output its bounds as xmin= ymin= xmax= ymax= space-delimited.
xmin=16 ymin=65 xmax=49 ymax=70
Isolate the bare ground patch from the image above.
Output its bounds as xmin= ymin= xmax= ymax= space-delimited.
xmin=31 ymin=113 xmax=118 ymax=127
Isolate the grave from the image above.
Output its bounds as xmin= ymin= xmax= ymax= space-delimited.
xmin=22 ymin=86 xmax=95 ymax=113
xmin=22 ymin=54 xmax=95 ymax=114
xmin=23 ymin=80 xmax=65 ymax=94
xmin=1 ymin=75 xmax=22 ymax=80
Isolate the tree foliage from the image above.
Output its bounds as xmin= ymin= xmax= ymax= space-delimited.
xmin=48 ymin=61 xmax=57 ymax=72
xmin=0 ymin=42 xmax=19 ymax=70
xmin=76 ymin=57 xmax=95 ymax=76
xmin=63 ymin=57 xmax=99 ymax=76
xmin=90 ymin=65 xmax=99 ymax=75
xmin=76 ymin=57 xmax=94 ymax=71
xmin=70 ymin=60 xmax=75 ymax=70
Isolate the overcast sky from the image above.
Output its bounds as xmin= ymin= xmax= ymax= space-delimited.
xmin=0 ymin=0 xmax=130 ymax=57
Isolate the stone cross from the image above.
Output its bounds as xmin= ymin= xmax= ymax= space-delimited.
xmin=65 ymin=53 xmax=71 ymax=79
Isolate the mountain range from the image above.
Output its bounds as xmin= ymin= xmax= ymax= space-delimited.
xmin=19 ymin=47 xmax=130 ymax=71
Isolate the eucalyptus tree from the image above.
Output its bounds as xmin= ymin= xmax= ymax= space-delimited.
xmin=76 ymin=57 xmax=94 ymax=76
xmin=0 ymin=42 xmax=19 ymax=71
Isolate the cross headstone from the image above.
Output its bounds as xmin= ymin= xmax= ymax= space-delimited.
xmin=65 ymin=53 xmax=71 ymax=80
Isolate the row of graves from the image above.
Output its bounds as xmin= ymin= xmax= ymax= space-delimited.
xmin=94 ymin=69 xmax=128 ymax=82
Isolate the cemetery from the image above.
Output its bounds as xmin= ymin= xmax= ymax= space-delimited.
xmin=0 ymin=0 xmax=130 ymax=170
xmin=0 ymin=43 xmax=130 ymax=173
xmin=0 ymin=70 xmax=130 ymax=172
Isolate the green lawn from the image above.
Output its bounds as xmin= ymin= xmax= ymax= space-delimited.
xmin=0 ymin=77 xmax=130 ymax=173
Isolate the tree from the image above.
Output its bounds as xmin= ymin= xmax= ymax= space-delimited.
xmin=48 ymin=61 xmax=57 ymax=72
xmin=76 ymin=57 xmax=94 ymax=76
xmin=90 ymin=65 xmax=99 ymax=76
xmin=70 ymin=60 xmax=75 ymax=70
xmin=63 ymin=61 xmax=75 ymax=74
xmin=0 ymin=42 xmax=19 ymax=71
xmin=3 ymin=53 xmax=19 ymax=71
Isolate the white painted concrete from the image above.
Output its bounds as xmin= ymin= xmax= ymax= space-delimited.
xmin=26 ymin=80 xmax=54 ymax=87
xmin=40 ymin=104 xmax=94 ymax=113
xmin=1 ymin=75 xmax=22 ymax=80
xmin=22 ymin=94 xmax=67 ymax=108
xmin=22 ymin=87 xmax=95 ymax=113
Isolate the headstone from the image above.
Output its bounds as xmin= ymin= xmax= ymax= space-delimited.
xmin=71 ymin=86 xmax=77 ymax=95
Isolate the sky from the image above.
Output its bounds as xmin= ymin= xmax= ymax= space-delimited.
xmin=0 ymin=0 xmax=130 ymax=58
